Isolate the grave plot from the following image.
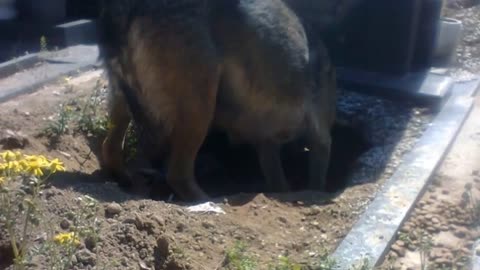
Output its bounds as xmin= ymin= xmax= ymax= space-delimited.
xmin=0 ymin=60 xmax=443 ymax=269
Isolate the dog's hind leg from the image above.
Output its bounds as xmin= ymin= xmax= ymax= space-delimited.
xmin=101 ymin=71 xmax=133 ymax=188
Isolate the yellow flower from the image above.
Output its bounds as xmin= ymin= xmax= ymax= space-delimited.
xmin=24 ymin=155 xmax=48 ymax=163
xmin=0 ymin=150 xmax=17 ymax=162
xmin=49 ymin=159 xmax=66 ymax=173
xmin=14 ymin=151 xmax=23 ymax=160
xmin=0 ymin=163 xmax=6 ymax=172
xmin=53 ymin=232 xmax=80 ymax=246
xmin=24 ymin=155 xmax=50 ymax=177
xmin=6 ymin=161 xmax=22 ymax=173
xmin=0 ymin=177 xmax=5 ymax=186
xmin=64 ymin=106 xmax=74 ymax=113
xmin=27 ymin=161 xmax=44 ymax=177
xmin=19 ymin=160 xmax=29 ymax=170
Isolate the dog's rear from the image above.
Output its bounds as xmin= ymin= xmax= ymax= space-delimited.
xmin=98 ymin=0 xmax=221 ymax=201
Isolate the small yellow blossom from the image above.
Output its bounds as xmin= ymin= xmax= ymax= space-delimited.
xmin=24 ymin=155 xmax=49 ymax=164
xmin=64 ymin=106 xmax=74 ymax=113
xmin=0 ymin=163 xmax=6 ymax=172
xmin=14 ymin=151 xmax=22 ymax=160
xmin=19 ymin=160 xmax=29 ymax=170
xmin=26 ymin=161 xmax=45 ymax=177
xmin=49 ymin=158 xmax=66 ymax=173
xmin=6 ymin=161 xmax=22 ymax=173
xmin=0 ymin=150 xmax=17 ymax=162
xmin=23 ymin=156 xmax=50 ymax=177
xmin=0 ymin=152 xmax=65 ymax=177
xmin=53 ymin=232 xmax=80 ymax=246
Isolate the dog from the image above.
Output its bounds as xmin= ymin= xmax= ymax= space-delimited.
xmin=97 ymin=0 xmax=337 ymax=202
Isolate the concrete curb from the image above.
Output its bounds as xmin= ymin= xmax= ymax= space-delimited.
xmin=473 ymin=240 xmax=480 ymax=270
xmin=0 ymin=45 xmax=100 ymax=103
xmin=0 ymin=53 xmax=40 ymax=78
xmin=331 ymin=83 xmax=476 ymax=268
xmin=337 ymin=67 xmax=454 ymax=109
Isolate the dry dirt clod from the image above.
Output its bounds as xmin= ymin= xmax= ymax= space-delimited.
xmin=407 ymin=244 xmax=416 ymax=252
xmin=123 ymin=216 xmax=136 ymax=224
xmin=84 ymin=236 xmax=98 ymax=251
xmin=400 ymin=225 xmax=411 ymax=233
xmin=427 ymin=226 xmax=439 ymax=234
xmin=201 ymin=221 xmax=214 ymax=229
xmin=60 ymin=218 xmax=71 ymax=230
xmin=105 ymin=203 xmax=123 ymax=217
xmin=176 ymin=223 xmax=187 ymax=232
xmin=139 ymin=248 xmax=148 ymax=259
xmin=430 ymin=249 xmax=442 ymax=260
xmin=434 ymin=257 xmax=452 ymax=268
xmin=454 ymin=227 xmax=470 ymax=239
xmin=278 ymin=216 xmax=288 ymax=224
xmin=0 ymin=129 xmax=29 ymax=150
xmin=71 ymin=254 xmax=78 ymax=265
xmin=391 ymin=243 xmax=406 ymax=257
xmin=310 ymin=221 xmax=321 ymax=229
xmin=76 ymin=249 xmax=96 ymax=266
xmin=151 ymin=215 xmax=165 ymax=227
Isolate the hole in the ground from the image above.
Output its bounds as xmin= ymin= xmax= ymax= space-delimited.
xmin=143 ymin=120 xmax=372 ymax=200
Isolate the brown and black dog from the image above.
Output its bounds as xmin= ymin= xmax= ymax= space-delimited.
xmin=97 ymin=0 xmax=337 ymax=202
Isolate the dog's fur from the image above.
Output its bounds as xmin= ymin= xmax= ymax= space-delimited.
xmin=97 ymin=0 xmax=337 ymax=202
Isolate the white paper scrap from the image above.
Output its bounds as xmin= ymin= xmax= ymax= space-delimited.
xmin=186 ymin=202 xmax=226 ymax=214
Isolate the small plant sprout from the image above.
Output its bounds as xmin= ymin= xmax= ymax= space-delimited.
xmin=77 ymin=80 xmax=109 ymax=137
xmin=223 ymin=241 xmax=257 ymax=270
xmin=350 ymin=257 xmax=371 ymax=270
xmin=44 ymin=103 xmax=75 ymax=137
xmin=40 ymin=35 xmax=48 ymax=53
xmin=417 ymin=230 xmax=433 ymax=270
xmin=268 ymin=255 xmax=303 ymax=270
xmin=315 ymin=249 xmax=338 ymax=270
